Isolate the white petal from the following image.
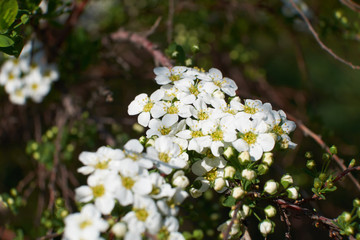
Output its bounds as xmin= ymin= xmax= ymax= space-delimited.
xmin=232 ymin=139 xmax=249 ymax=152
xmin=257 ymin=133 xmax=275 ymax=152
xmin=138 ymin=112 xmax=150 ymax=127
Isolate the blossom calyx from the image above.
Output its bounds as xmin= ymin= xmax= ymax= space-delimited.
xmin=281 ymin=174 xmax=293 ymax=189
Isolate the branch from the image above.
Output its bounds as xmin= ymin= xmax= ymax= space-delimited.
xmin=339 ymin=0 xmax=360 ymax=12
xmin=167 ymin=0 xmax=175 ymax=43
xmin=288 ymin=0 xmax=360 ymax=70
xmin=223 ymin=201 xmax=242 ymax=240
xmin=106 ymin=29 xmax=173 ymax=68
xmin=287 ymin=114 xmax=360 ymax=191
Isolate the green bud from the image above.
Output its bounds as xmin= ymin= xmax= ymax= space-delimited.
xmin=329 ymin=145 xmax=337 ymax=155
xmin=132 ymin=123 xmax=144 ymax=133
xmin=44 ymin=220 xmax=52 ymax=228
xmin=313 ymin=178 xmax=322 ymax=189
xmin=344 ymin=226 xmax=354 ymax=235
xmin=322 ymin=153 xmax=330 ymax=161
xmin=349 ymin=159 xmax=356 ymax=168
xmin=340 ymin=211 xmax=352 ymax=222
xmin=10 ymin=188 xmax=17 ymax=197
xmin=238 ymin=151 xmax=250 ymax=165
xmin=264 ymin=205 xmax=277 ymax=218
xmin=32 ymin=152 xmax=40 ymax=160
xmin=223 ymin=146 xmax=235 ymax=160
xmin=306 ymin=160 xmax=315 ymax=169
xmin=51 ymin=126 xmax=58 ymax=134
xmin=257 ymin=164 xmax=269 ymax=175
xmin=193 ymin=229 xmax=204 ymax=239
xmin=326 ymin=181 xmax=334 ymax=188
xmin=356 ymin=233 xmax=360 ymax=240
xmin=60 ymin=210 xmax=68 ymax=218
xmin=46 ymin=130 xmax=54 ymax=139
xmin=319 ymin=173 xmax=327 ymax=182
xmin=7 ymin=198 xmax=14 ymax=205
xmin=305 ymin=152 xmax=313 ymax=159
xmin=31 ymin=142 xmax=38 ymax=151
xmin=191 ymin=45 xmax=200 ymax=53
xmin=281 ymin=174 xmax=293 ymax=189
xmin=66 ymin=144 xmax=74 ymax=152
xmin=171 ymin=51 xmax=179 ymax=58
xmin=139 ymin=136 xmax=146 ymax=145
xmin=353 ymin=198 xmax=360 ymax=208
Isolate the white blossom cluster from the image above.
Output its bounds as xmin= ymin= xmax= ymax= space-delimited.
xmin=0 ymin=40 xmax=59 ymax=105
xmin=63 ymin=139 xmax=188 ymax=240
xmin=128 ymin=66 xmax=296 ymax=195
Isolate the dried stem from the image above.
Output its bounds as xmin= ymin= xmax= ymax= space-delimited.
xmin=223 ymin=201 xmax=242 ymax=240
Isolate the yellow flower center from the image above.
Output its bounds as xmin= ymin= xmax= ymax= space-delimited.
xmin=91 ymin=184 xmax=105 ymax=198
xmin=8 ymin=73 xmax=15 ymax=80
xmin=159 ymin=126 xmax=171 ymax=135
xmin=143 ymin=102 xmax=154 ymax=112
xmin=189 ymin=84 xmax=200 ymax=96
xmin=170 ymin=74 xmax=181 ymax=82
xmin=191 ymin=130 xmax=203 ymax=138
xmin=31 ymin=83 xmax=39 ymax=90
xmin=95 ymin=160 xmax=109 ymax=169
xmin=134 ymin=208 xmax=149 ymax=222
xmin=193 ymin=66 xmax=205 ymax=72
xmin=15 ymin=89 xmax=23 ymax=97
xmin=244 ymin=105 xmax=257 ymax=114
xmin=242 ymin=132 xmax=257 ymax=145
xmin=126 ymin=153 xmax=139 ymax=161
xmin=211 ymin=129 xmax=223 ymax=141
xmin=150 ymin=185 xmax=161 ymax=195
xmin=167 ymin=105 xmax=179 ymax=114
xmin=198 ymin=110 xmax=209 ymax=120
xmin=273 ymin=125 xmax=284 ymax=136
xmin=213 ymin=80 xmax=223 ymax=87
xmin=204 ymin=168 xmax=217 ymax=182
xmin=157 ymin=226 xmax=170 ymax=240
xmin=159 ymin=152 xmax=171 ymax=163
xmin=122 ymin=176 xmax=135 ymax=189
xmin=79 ymin=220 xmax=92 ymax=229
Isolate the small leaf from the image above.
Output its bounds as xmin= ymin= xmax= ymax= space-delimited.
xmin=222 ymin=196 xmax=236 ymax=207
xmin=0 ymin=0 xmax=19 ymax=32
xmin=0 ymin=34 xmax=14 ymax=47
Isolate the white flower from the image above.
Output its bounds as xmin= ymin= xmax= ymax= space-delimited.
xmin=123 ymin=139 xmax=153 ymax=169
xmin=146 ymin=118 xmax=184 ymax=138
xmin=217 ymin=220 xmax=241 ymax=237
xmin=24 ymin=68 xmax=51 ymax=103
xmin=264 ymin=180 xmax=279 ymax=195
xmin=75 ymin=170 xmax=119 ymax=215
xmin=232 ymin=116 xmax=275 ymax=161
xmin=146 ymin=136 xmax=188 ymax=174
xmin=259 ymin=220 xmax=273 ymax=236
xmin=281 ymin=174 xmax=294 ymax=188
xmin=128 ymin=89 xmax=164 ymax=127
xmin=9 ymin=88 xmax=27 ymax=105
xmin=201 ymin=68 xmax=238 ymax=96
xmin=122 ymin=196 xmax=161 ymax=234
xmin=149 ymin=172 xmax=176 ymax=199
xmin=154 ymin=66 xmax=189 ymax=85
xmin=154 ymin=99 xmax=192 ymax=127
xmin=111 ymin=222 xmax=127 ymax=238
xmin=63 ymin=204 xmax=108 ymax=240
xmin=172 ymin=170 xmax=190 ymax=189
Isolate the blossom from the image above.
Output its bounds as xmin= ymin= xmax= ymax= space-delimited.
xmin=259 ymin=220 xmax=274 ymax=236
xmin=200 ymin=68 xmax=238 ymax=96
xmin=153 ymin=66 xmax=189 ymax=85
xmin=264 ymin=180 xmax=279 ymax=195
xmin=63 ymin=204 xmax=108 ymax=240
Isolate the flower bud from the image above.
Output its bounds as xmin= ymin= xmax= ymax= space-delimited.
xmin=340 ymin=211 xmax=352 ymax=222
xmin=223 ymin=147 xmax=235 ymax=160
xmin=262 ymin=152 xmax=273 ymax=166
xmin=214 ymin=178 xmax=226 ymax=192
xmin=264 ymin=180 xmax=278 ymax=195
xmin=111 ymin=222 xmax=127 ymax=238
xmin=305 ymin=151 xmax=313 ymax=159
xmin=238 ymin=151 xmax=250 ymax=165
xmin=257 ymin=164 xmax=269 ymax=175
xmin=224 ymin=166 xmax=236 ymax=179
xmin=353 ymin=198 xmax=360 ymax=208
xmin=190 ymin=187 xmax=203 ymax=198
xmin=349 ymin=159 xmax=356 ymax=168
xmin=329 ymin=145 xmax=338 ymax=155
xmin=281 ymin=174 xmax=293 ymax=189
xmin=322 ymin=153 xmax=330 ymax=161
xmin=132 ymin=123 xmax=144 ymax=133
xmin=241 ymin=169 xmax=256 ymax=181
xmin=259 ymin=220 xmax=274 ymax=236
xmin=280 ymin=139 xmax=289 ymax=149
xmin=286 ymin=187 xmax=298 ymax=200
xmin=319 ymin=173 xmax=327 ymax=181
xmin=145 ymin=138 xmax=155 ymax=147
xmin=344 ymin=226 xmax=354 ymax=235
xmin=264 ymin=205 xmax=277 ymax=218
xmin=232 ymin=187 xmax=245 ymax=199
xmin=172 ymin=175 xmax=190 ymax=189
xmin=306 ymin=160 xmax=315 ymax=169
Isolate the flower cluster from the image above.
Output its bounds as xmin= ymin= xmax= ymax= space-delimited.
xmin=0 ymin=39 xmax=59 ymax=105
xmin=63 ymin=139 xmax=188 ymax=240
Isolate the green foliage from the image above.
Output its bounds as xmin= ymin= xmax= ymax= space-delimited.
xmin=0 ymin=0 xmax=18 ymax=33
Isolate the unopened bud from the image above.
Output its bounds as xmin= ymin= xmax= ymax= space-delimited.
xmin=191 ymin=45 xmax=200 ymax=53
xmin=340 ymin=211 xmax=352 ymax=222
xmin=112 ymin=222 xmax=127 ymax=237
xmin=214 ymin=178 xmax=226 ymax=192
xmin=262 ymin=152 xmax=273 ymax=166
xmin=286 ymin=187 xmax=298 ymax=200
xmin=264 ymin=180 xmax=278 ymax=195
xmin=232 ymin=187 xmax=245 ymax=199
xmin=224 ymin=166 xmax=236 ymax=179
xmin=259 ymin=220 xmax=274 ymax=236
xmin=132 ymin=123 xmax=144 ymax=133
xmin=241 ymin=169 xmax=256 ymax=181
xmin=319 ymin=173 xmax=327 ymax=181
xmin=238 ymin=151 xmax=250 ymax=165
xmin=305 ymin=151 xmax=313 ymax=159
xmin=139 ymin=136 xmax=146 ymax=145
xmin=223 ymin=147 xmax=235 ymax=160
xmin=145 ymin=138 xmax=155 ymax=147
xmin=190 ymin=187 xmax=203 ymax=198
xmin=329 ymin=145 xmax=337 ymax=155
xmin=349 ymin=159 xmax=356 ymax=168
xmin=172 ymin=175 xmax=190 ymax=189
xmin=322 ymin=153 xmax=330 ymax=161
xmin=306 ymin=160 xmax=315 ymax=169
xmin=353 ymin=198 xmax=360 ymax=208
xmin=281 ymin=174 xmax=293 ymax=189
xmin=257 ymin=164 xmax=269 ymax=175
xmin=344 ymin=226 xmax=354 ymax=235
xmin=213 ymin=90 xmax=225 ymax=99
xmin=264 ymin=205 xmax=277 ymax=218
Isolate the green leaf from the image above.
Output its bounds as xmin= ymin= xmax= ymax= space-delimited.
xmin=222 ymin=196 xmax=236 ymax=207
xmin=20 ymin=14 xmax=29 ymax=24
xmin=0 ymin=0 xmax=19 ymax=32
xmin=0 ymin=34 xmax=23 ymax=57
xmin=0 ymin=34 xmax=14 ymax=47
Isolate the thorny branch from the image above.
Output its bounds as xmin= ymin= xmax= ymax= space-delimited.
xmin=288 ymin=0 xmax=360 ymax=70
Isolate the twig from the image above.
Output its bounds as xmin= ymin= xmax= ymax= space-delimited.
xmin=277 ymin=203 xmax=292 ymax=239
xmin=143 ymin=17 xmax=162 ymax=38
xmin=332 ymin=166 xmax=360 ymax=184
xmin=288 ymin=115 xmax=360 ymax=191
xmin=107 ymin=29 xmax=173 ymax=68
xmin=16 ymin=171 xmax=35 ymax=193
xmin=288 ymin=0 xmax=360 ymax=70
xmin=167 ymin=0 xmax=175 ymax=43
xmin=223 ymin=201 xmax=242 ymax=240
xmin=339 ymin=0 xmax=360 ymax=12
xmin=37 ymin=232 xmax=62 ymax=240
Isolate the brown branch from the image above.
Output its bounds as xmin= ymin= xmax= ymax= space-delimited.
xmin=37 ymin=232 xmax=61 ymax=240
xmin=333 ymin=166 xmax=360 ymax=184
xmin=288 ymin=115 xmax=360 ymax=191
xmin=223 ymin=201 xmax=242 ymax=240
xmin=288 ymin=0 xmax=360 ymax=70
xmin=339 ymin=0 xmax=360 ymax=12
xmin=107 ymin=29 xmax=173 ymax=68
xmin=16 ymin=171 xmax=35 ymax=193
xmin=144 ymin=17 xmax=162 ymax=38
